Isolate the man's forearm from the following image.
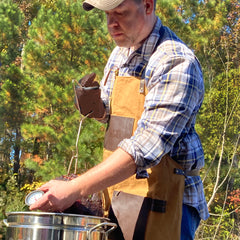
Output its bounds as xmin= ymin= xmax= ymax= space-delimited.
xmin=71 ymin=147 xmax=137 ymax=198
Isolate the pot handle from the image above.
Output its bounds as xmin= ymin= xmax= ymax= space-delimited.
xmin=3 ymin=219 xmax=9 ymax=227
xmin=87 ymin=222 xmax=117 ymax=240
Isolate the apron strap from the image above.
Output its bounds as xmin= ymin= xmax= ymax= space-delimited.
xmin=174 ymin=168 xmax=200 ymax=177
xmin=133 ymin=198 xmax=167 ymax=240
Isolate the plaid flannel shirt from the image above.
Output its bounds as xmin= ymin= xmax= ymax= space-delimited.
xmin=100 ymin=17 xmax=209 ymax=220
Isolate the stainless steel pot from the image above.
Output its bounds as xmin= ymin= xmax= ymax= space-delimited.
xmin=3 ymin=211 xmax=117 ymax=240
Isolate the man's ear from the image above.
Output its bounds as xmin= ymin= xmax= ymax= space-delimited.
xmin=144 ymin=0 xmax=154 ymax=14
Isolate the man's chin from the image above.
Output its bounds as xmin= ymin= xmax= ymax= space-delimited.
xmin=113 ymin=37 xmax=139 ymax=49
xmin=114 ymin=40 xmax=132 ymax=48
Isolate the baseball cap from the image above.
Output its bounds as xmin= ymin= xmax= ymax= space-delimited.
xmin=83 ymin=0 xmax=125 ymax=11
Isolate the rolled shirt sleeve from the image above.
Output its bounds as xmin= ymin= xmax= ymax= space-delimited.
xmin=119 ymin=50 xmax=205 ymax=177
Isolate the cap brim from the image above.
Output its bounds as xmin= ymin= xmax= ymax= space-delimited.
xmin=83 ymin=0 xmax=125 ymax=11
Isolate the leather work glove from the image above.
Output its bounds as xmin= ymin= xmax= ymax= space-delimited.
xmin=74 ymin=73 xmax=106 ymax=119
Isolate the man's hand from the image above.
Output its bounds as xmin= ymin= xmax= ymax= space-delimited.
xmin=29 ymin=180 xmax=80 ymax=212
xmin=74 ymin=73 xmax=106 ymax=119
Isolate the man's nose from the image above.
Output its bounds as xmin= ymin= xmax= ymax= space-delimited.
xmin=107 ymin=14 xmax=118 ymax=27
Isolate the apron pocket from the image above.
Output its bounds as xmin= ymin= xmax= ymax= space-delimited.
xmin=108 ymin=191 xmax=167 ymax=240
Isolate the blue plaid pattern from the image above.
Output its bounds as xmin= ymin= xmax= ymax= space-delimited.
xmin=100 ymin=18 xmax=209 ymax=220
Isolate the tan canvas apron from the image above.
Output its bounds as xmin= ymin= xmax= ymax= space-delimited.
xmin=103 ymin=75 xmax=185 ymax=240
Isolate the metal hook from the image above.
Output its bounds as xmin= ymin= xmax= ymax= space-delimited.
xmin=67 ymin=80 xmax=92 ymax=175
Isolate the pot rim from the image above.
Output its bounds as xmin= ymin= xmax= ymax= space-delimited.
xmin=6 ymin=211 xmax=110 ymax=221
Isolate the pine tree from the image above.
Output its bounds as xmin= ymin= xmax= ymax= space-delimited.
xmin=22 ymin=0 xmax=113 ymax=180
xmin=0 ymin=0 xmax=25 ymax=180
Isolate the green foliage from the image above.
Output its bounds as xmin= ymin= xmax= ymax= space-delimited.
xmin=19 ymin=0 xmax=112 ymax=182
xmin=197 ymin=67 xmax=240 ymax=238
xmin=156 ymin=0 xmax=239 ymax=88
xmin=0 ymin=173 xmax=29 ymax=238
xmin=23 ymin=0 xmax=112 ymax=78
xmin=198 ymin=68 xmax=240 ymax=159
xmin=197 ymin=204 xmax=238 ymax=239
xmin=0 ymin=7 xmax=31 ymax=238
xmin=23 ymin=118 xmax=105 ymax=180
xmin=0 ymin=0 xmax=23 ymax=66
xmin=24 ymin=157 xmax=66 ymax=181
xmin=156 ymin=0 xmax=192 ymax=43
xmin=3 ymin=174 xmax=28 ymax=212
xmin=1 ymin=1 xmax=111 ymax=238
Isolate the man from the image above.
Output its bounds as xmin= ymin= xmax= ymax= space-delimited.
xmin=30 ymin=0 xmax=209 ymax=239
